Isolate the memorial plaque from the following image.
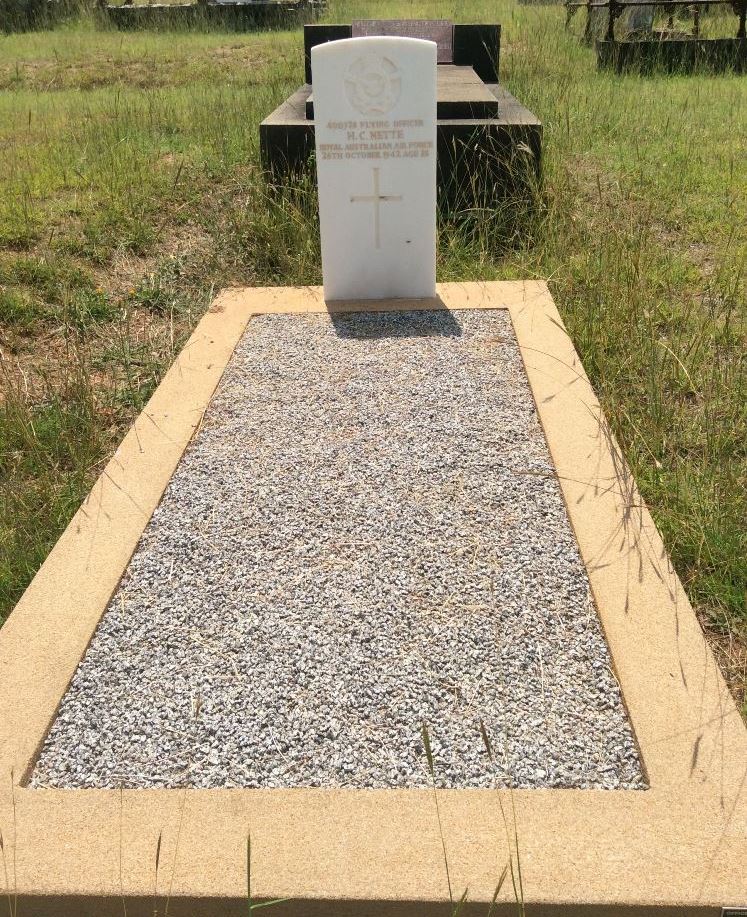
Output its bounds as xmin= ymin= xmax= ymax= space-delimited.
xmin=312 ymin=37 xmax=437 ymax=302
xmin=352 ymin=19 xmax=454 ymax=64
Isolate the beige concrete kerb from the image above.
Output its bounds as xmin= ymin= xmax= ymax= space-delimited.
xmin=0 ymin=282 xmax=744 ymax=915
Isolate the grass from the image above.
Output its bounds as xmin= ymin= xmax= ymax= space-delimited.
xmin=421 ymin=720 xmax=523 ymax=915
xmin=0 ymin=0 xmax=745 ymax=711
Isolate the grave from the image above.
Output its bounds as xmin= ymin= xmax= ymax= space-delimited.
xmin=0 ymin=30 xmax=745 ymax=917
xmin=102 ymin=0 xmax=323 ymax=31
xmin=597 ymin=33 xmax=747 ymax=72
xmin=260 ymin=21 xmax=543 ymax=209
xmin=566 ymin=0 xmax=747 ymax=72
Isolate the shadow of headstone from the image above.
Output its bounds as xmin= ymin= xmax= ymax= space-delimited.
xmin=329 ymin=306 xmax=463 ymax=340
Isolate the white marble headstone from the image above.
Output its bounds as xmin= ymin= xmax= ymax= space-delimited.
xmin=312 ymin=37 xmax=437 ymax=302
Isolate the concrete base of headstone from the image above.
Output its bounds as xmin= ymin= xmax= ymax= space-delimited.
xmin=0 ymin=282 xmax=744 ymax=915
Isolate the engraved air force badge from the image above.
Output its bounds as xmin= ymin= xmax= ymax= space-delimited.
xmin=344 ymin=54 xmax=402 ymax=116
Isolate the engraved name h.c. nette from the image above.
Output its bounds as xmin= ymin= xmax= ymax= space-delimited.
xmin=345 ymin=53 xmax=402 ymax=116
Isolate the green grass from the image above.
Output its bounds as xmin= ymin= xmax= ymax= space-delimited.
xmin=0 ymin=0 xmax=745 ymax=707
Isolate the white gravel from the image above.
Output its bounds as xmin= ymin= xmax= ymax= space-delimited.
xmin=31 ymin=309 xmax=645 ymax=790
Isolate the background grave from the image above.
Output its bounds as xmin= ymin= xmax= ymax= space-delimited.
xmin=565 ymin=0 xmax=747 ymax=71
xmin=260 ymin=21 xmax=543 ymax=209
xmin=101 ymin=0 xmax=324 ymax=30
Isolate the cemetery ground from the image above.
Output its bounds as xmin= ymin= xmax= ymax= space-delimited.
xmin=0 ymin=0 xmax=745 ymax=739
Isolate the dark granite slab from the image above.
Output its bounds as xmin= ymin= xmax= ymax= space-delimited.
xmin=304 ymin=23 xmax=501 ymax=84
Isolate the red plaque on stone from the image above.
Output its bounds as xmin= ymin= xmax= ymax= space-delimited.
xmin=351 ymin=19 xmax=454 ymax=64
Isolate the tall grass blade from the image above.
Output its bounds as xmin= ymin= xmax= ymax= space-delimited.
xmin=153 ymin=830 xmax=162 ymax=917
xmin=451 ymin=888 xmax=469 ymax=917
xmin=164 ymin=789 xmax=187 ymax=917
xmin=510 ymin=795 xmax=525 ymax=914
xmin=247 ymin=832 xmax=252 ymax=914
xmin=421 ymin=721 xmax=434 ymax=776
xmin=119 ymin=786 xmax=127 ymax=917
xmin=1 ymin=827 xmax=13 ymax=917
xmin=485 ymin=862 xmax=509 ymax=917
xmin=9 ymin=773 xmax=16 ymax=917
xmin=422 ymin=722 xmax=453 ymax=906
xmin=479 ymin=719 xmax=494 ymax=762
xmin=246 ymin=830 xmax=288 ymax=912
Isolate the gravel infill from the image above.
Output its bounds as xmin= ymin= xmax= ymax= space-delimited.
xmin=31 ymin=310 xmax=645 ymax=790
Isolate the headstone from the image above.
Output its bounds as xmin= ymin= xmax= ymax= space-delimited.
xmin=589 ymin=2 xmax=654 ymax=40
xmin=620 ymin=3 xmax=655 ymax=35
xmin=587 ymin=5 xmax=608 ymax=40
xmin=302 ymin=23 xmax=501 ymax=86
xmin=312 ymin=37 xmax=437 ymax=302
xmin=352 ymin=19 xmax=454 ymax=63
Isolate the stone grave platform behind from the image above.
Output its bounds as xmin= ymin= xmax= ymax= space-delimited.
xmin=305 ymin=65 xmax=502 ymax=121
xmin=260 ymin=22 xmax=543 ymax=208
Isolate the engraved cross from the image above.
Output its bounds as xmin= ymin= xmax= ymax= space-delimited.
xmin=350 ymin=167 xmax=403 ymax=249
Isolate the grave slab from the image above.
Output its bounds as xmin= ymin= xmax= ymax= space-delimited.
xmin=0 ymin=282 xmax=745 ymax=915
xmin=103 ymin=0 xmax=321 ymax=29
xmin=597 ymin=36 xmax=747 ymax=72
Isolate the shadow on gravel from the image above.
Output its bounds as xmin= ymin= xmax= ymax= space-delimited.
xmin=329 ymin=304 xmax=463 ymax=340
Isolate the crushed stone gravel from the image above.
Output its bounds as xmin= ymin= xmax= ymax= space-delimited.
xmin=31 ymin=310 xmax=645 ymax=790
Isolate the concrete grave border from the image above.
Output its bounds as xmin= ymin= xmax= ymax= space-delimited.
xmin=0 ymin=281 xmax=744 ymax=915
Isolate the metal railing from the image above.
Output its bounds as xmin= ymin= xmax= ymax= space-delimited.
xmin=565 ymin=0 xmax=747 ymax=42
